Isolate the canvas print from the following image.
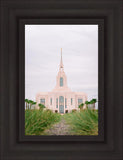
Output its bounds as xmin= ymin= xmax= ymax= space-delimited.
xmin=25 ymin=25 xmax=98 ymax=135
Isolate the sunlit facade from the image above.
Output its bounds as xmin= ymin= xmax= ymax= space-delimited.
xmin=36 ymin=49 xmax=87 ymax=113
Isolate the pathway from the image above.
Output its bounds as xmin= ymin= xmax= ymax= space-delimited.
xmin=45 ymin=117 xmax=72 ymax=135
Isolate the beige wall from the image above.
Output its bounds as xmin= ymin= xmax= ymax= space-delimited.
xmin=36 ymin=91 xmax=87 ymax=113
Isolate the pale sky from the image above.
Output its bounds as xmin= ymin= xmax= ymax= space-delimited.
xmin=25 ymin=25 xmax=98 ymax=107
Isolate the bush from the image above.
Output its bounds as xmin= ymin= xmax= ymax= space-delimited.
xmin=64 ymin=109 xmax=98 ymax=135
xmin=25 ymin=109 xmax=61 ymax=135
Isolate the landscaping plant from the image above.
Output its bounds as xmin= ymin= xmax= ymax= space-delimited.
xmin=64 ymin=109 xmax=98 ymax=135
xmin=25 ymin=109 xmax=61 ymax=135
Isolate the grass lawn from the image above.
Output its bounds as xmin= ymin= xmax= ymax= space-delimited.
xmin=63 ymin=109 xmax=98 ymax=135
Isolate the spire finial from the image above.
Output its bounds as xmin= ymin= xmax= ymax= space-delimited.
xmin=60 ymin=48 xmax=64 ymax=71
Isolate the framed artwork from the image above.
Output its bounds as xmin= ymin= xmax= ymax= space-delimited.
xmin=25 ymin=25 xmax=99 ymax=136
xmin=0 ymin=0 xmax=122 ymax=160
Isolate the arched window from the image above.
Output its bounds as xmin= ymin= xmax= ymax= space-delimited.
xmin=71 ymin=98 xmax=73 ymax=105
xmin=40 ymin=99 xmax=45 ymax=105
xmin=65 ymin=98 xmax=67 ymax=108
xmin=60 ymin=77 xmax=63 ymax=87
xmin=56 ymin=98 xmax=58 ymax=108
xmin=50 ymin=98 xmax=52 ymax=105
xmin=59 ymin=96 xmax=64 ymax=113
xmin=78 ymin=99 xmax=83 ymax=106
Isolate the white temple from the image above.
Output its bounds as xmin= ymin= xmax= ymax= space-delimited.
xmin=36 ymin=49 xmax=87 ymax=113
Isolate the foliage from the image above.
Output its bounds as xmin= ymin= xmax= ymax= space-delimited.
xmin=38 ymin=103 xmax=46 ymax=110
xmin=78 ymin=103 xmax=84 ymax=110
xmin=63 ymin=109 xmax=98 ymax=135
xmin=25 ymin=109 xmax=61 ymax=135
xmin=90 ymin=99 xmax=97 ymax=104
xmin=25 ymin=99 xmax=30 ymax=109
xmin=25 ymin=99 xmax=37 ymax=110
xmin=85 ymin=101 xmax=89 ymax=105
xmin=85 ymin=99 xmax=97 ymax=109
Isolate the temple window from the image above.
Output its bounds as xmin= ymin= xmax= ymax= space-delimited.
xmin=65 ymin=98 xmax=67 ymax=108
xmin=71 ymin=98 xmax=73 ymax=105
xmin=60 ymin=77 xmax=63 ymax=87
xmin=50 ymin=98 xmax=52 ymax=105
xmin=78 ymin=99 xmax=83 ymax=106
xmin=56 ymin=98 xmax=58 ymax=108
xmin=40 ymin=99 xmax=45 ymax=105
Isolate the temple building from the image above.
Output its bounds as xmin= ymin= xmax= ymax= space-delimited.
xmin=36 ymin=49 xmax=87 ymax=113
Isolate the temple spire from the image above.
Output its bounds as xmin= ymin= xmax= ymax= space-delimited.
xmin=60 ymin=48 xmax=64 ymax=71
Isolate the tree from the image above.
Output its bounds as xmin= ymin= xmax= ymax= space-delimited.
xmin=25 ymin=99 xmax=30 ymax=110
xmin=90 ymin=99 xmax=97 ymax=109
xmin=85 ymin=101 xmax=89 ymax=109
xmin=79 ymin=103 xmax=84 ymax=110
xmin=28 ymin=100 xmax=33 ymax=110
xmin=38 ymin=103 xmax=46 ymax=110
xmin=33 ymin=101 xmax=37 ymax=105
xmin=92 ymin=99 xmax=97 ymax=103
xmin=32 ymin=101 xmax=37 ymax=109
xmin=25 ymin=99 xmax=28 ymax=110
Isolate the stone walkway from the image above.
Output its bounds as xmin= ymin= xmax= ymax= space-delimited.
xmin=45 ymin=117 xmax=71 ymax=135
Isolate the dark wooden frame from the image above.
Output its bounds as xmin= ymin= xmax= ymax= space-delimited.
xmin=0 ymin=0 xmax=122 ymax=160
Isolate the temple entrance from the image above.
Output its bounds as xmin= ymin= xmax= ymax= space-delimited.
xmin=59 ymin=96 xmax=64 ymax=113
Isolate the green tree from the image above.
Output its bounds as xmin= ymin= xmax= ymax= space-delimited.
xmin=33 ymin=101 xmax=37 ymax=105
xmin=28 ymin=100 xmax=33 ymax=110
xmin=90 ymin=99 xmax=97 ymax=109
xmin=85 ymin=101 xmax=89 ymax=109
xmin=32 ymin=101 xmax=37 ymax=109
xmin=38 ymin=103 xmax=46 ymax=110
xmin=92 ymin=99 xmax=97 ymax=103
xmin=25 ymin=99 xmax=30 ymax=110
xmin=25 ymin=99 xmax=28 ymax=110
xmin=79 ymin=103 xmax=84 ymax=110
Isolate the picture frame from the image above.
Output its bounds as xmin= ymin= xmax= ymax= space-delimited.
xmin=0 ymin=0 xmax=122 ymax=160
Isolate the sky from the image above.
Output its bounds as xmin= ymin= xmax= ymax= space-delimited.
xmin=25 ymin=25 xmax=98 ymax=107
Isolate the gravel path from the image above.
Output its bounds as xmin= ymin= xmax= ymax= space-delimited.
xmin=45 ymin=117 xmax=72 ymax=135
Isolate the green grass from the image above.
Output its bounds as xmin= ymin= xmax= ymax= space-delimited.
xmin=25 ymin=109 xmax=98 ymax=135
xmin=25 ymin=109 xmax=61 ymax=135
xmin=63 ymin=109 xmax=98 ymax=135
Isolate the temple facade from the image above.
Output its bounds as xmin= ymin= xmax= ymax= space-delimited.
xmin=36 ymin=49 xmax=87 ymax=113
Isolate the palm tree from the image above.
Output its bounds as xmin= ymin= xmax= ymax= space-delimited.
xmin=91 ymin=99 xmax=97 ymax=109
xmin=85 ymin=101 xmax=89 ymax=109
xmin=25 ymin=99 xmax=30 ymax=110
xmin=25 ymin=99 xmax=28 ymax=110
xmin=92 ymin=99 xmax=97 ymax=103
xmin=79 ymin=103 xmax=84 ymax=110
xmin=88 ymin=101 xmax=91 ymax=109
xmin=38 ymin=103 xmax=45 ymax=110
xmin=29 ymin=100 xmax=34 ymax=110
xmin=27 ymin=99 xmax=30 ymax=109
xmin=32 ymin=101 xmax=37 ymax=109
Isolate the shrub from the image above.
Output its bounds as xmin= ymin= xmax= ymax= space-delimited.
xmin=25 ymin=109 xmax=61 ymax=135
xmin=64 ymin=109 xmax=98 ymax=135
